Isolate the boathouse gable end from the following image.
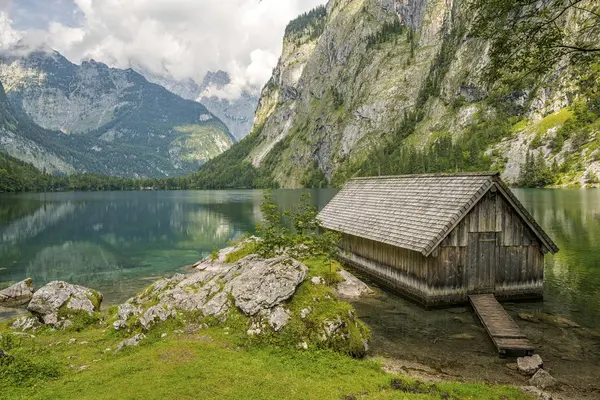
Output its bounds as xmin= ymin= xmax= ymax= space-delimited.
xmin=318 ymin=173 xmax=558 ymax=306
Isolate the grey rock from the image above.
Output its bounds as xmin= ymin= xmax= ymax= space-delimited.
xmin=55 ymin=320 xmax=73 ymax=329
xmin=116 ymin=334 xmax=146 ymax=352
xmin=113 ymin=303 xmax=141 ymax=330
xmin=268 ymin=307 xmax=290 ymax=332
xmin=27 ymin=281 xmax=102 ymax=324
xmin=530 ymin=369 xmax=558 ymax=390
xmin=322 ymin=317 xmax=344 ymax=340
xmin=43 ymin=313 xmax=58 ymax=326
xmin=300 ymin=307 xmax=312 ymax=319
xmin=336 ymin=270 xmax=373 ymax=299
xmin=139 ymin=305 xmax=176 ymax=330
xmin=10 ymin=316 xmax=41 ymax=331
xmin=0 ymin=278 xmax=35 ymax=307
xmin=68 ymin=338 xmax=77 ymax=344
xmin=118 ymin=303 xmax=140 ymax=321
xmin=228 ymin=257 xmax=307 ymax=316
xmin=517 ymin=354 xmax=544 ymax=376
xmin=200 ymin=292 xmax=230 ymax=317
xmin=522 ymin=385 xmax=553 ymax=400
xmin=113 ymin=320 xmax=127 ymax=330
xmin=311 ymin=276 xmax=324 ymax=285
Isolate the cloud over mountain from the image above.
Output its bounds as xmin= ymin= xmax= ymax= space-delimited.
xmin=2 ymin=0 xmax=326 ymax=99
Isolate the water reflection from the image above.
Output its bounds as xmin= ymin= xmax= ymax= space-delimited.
xmin=1 ymin=188 xmax=597 ymax=330
xmin=512 ymin=189 xmax=600 ymax=330
xmin=0 ymin=190 xmax=337 ymax=305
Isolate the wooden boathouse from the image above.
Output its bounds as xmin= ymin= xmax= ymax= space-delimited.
xmin=318 ymin=172 xmax=559 ymax=308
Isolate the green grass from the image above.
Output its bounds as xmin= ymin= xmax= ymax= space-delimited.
xmin=0 ymin=254 xmax=533 ymax=399
xmin=224 ymin=241 xmax=259 ymax=263
xmin=0 ymin=324 xmax=533 ymax=400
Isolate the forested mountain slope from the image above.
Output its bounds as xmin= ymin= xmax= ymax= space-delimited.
xmin=0 ymin=49 xmax=234 ymax=177
xmin=193 ymin=0 xmax=600 ymax=188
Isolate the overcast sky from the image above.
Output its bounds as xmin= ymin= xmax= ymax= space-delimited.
xmin=0 ymin=0 xmax=326 ymax=99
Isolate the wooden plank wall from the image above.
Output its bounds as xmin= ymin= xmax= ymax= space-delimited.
xmin=341 ymin=234 xmax=433 ymax=304
xmin=337 ymin=189 xmax=545 ymax=305
xmin=439 ymin=190 xmax=544 ymax=301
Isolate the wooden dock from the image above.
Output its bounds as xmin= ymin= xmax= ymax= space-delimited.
xmin=469 ymin=294 xmax=534 ymax=357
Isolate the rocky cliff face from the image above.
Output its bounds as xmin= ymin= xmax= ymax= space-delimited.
xmin=0 ymin=50 xmax=234 ymax=177
xmin=0 ymin=82 xmax=75 ymax=174
xmin=243 ymin=0 xmax=599 ymax=187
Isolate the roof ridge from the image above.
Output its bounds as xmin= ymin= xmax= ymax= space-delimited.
xmin=349 ymin=172 xmax=500 ymax=181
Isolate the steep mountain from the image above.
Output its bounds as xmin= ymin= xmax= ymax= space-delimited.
xmin=137 ymin=67 xmax=258 ymax=141
xmin=199 ymin=0 xmax=599 ymax=188
xmin=0 ymin=49 xmax=234 ymax=177
xmin=0 ymin=81 xmax=76 ymax=174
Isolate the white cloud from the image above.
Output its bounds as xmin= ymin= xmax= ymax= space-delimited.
xmin=9 ymin=0 xmax=327 ymax=99
xmin=0 ymin=12 xmax=20 ymax=50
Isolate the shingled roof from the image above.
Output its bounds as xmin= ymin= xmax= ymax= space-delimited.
xmin=318 ymin=172 xmax=558 ymax=256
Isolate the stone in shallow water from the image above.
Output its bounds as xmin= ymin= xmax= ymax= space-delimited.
xmin=519 ymin=313 xmax=540 ymax=323
xmin=336 ymin=270 xmax=373 ymax=299
xmin=517 ymin=354 xmax=543 ymax=376
xmin=530 ymin=369 xmax=558 ymax=390
xmin=449 ymin=333 xmax=475 ymax=340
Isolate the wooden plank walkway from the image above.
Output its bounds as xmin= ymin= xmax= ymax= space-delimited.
xmin=469 ymin=294 xmax=534 ymax=357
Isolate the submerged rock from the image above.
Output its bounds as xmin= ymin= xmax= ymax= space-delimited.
xmin=0 ymin=279 xmax=35 ymax=307
xmin=335 ymin=270 xmax=373 ymax=299
xmin=519 ymin=313 xmax=540 ymax=323
xmin=27 ymin=281 xmax=102 ymax=326
xmin=517 ymin=354 xmax=544 ymax=376
xmin=530 ymin=369 xmax=558 ymax=390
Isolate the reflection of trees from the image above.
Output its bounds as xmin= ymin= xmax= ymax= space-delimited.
xmin=0 ymin=202 xmax=76 ymax=245
xmin=25 ymin=242 xmax=122 ymax=287
xmin=512 ymin=189 xmax=600 ymax=328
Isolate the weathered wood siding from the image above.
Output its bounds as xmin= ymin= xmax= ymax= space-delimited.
xmin=337 ymin=188 xmax=545 ymax=306
xmin=339 ymin=234 xmax=434 ymax=305
xmin=437 ymin=189 xmax=544 ymax=302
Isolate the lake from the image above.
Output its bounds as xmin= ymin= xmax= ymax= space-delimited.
xmin=1 ymin=188 xmax=599 ymax=329
xmin=1 ymin=188 xmax=599 ymax=393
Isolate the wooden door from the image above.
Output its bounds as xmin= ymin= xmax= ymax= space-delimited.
xmin=467 ymin=232 xmax=497 ymax=294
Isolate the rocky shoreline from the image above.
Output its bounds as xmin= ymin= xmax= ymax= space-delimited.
xmin=1 ymin=243 xmax=591 ymax=399
xmin=2 ymin=242 xmax=373 ymax=358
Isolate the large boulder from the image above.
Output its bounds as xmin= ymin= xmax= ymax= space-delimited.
xmin=119 ymin=255 xmax=307 ymax=329
xmin=227 ymin=256 xmax=307 ymax=316
xmin=517 ymin=354 xmax=544 ymax=376
xmin=27 ymin=281 xmax=102 ymax=326
xmin=0 ymin=279 xmax=35 ymax=307
xmin=336 ymin=270 xmax=373 ymax=299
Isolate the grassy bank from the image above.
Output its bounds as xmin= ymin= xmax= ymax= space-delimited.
xmin=0 ymin=321 xmax=533 ymax=400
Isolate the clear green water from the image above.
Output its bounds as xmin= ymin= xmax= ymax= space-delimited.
xmin=0 ymin=189 xmax=337 ymax=309
xmin=0 ymin=188 xmax=599 ymax=330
